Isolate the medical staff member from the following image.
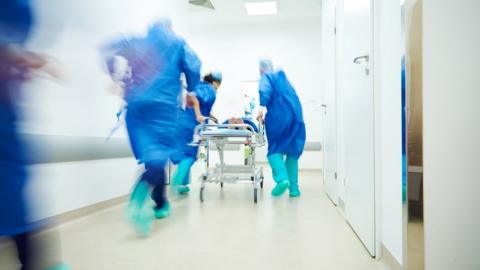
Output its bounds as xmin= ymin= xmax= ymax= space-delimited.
xmin=171 ymin=72 xmax=222 ymax=194
xmin=103 ymin=19 xmax=201 ymax=236
xmin=256 ymin=59 xmax=306 ymax=197
xmin=0 ymin=0 xmax=69 ymax=269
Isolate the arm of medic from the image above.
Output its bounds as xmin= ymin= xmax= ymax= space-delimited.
xmin=181 ymin=41 xmax=207 ymax=124
xmin=209 ymin=114 xmax=219 ymax=124
xmin=185 ymin=93 xmax=218 ymax=124
xmin=186 ymin=94 xmax=206 ymax=124
xmin=256 ymin=75 xmax=273 ymax=124
xmin=100 ymin=39 xmax=132 ymax=96
xmin=0 ymin=44 xmax=62 ymax=80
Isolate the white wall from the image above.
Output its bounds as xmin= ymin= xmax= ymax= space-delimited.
xmin=27 ymin=159 xmax=140 ymax=221
xmin=423 ymin=1 xmax=480 ymax=269
xmin=373 ymin=0 xmax=404 ymax=265
xmin=18 ymin=0 xmax=189 ymax=220
xmin=23 ymin=0 xmax=189 ymax=137
xmin=188 ymin=20 xmax=324 ymax=169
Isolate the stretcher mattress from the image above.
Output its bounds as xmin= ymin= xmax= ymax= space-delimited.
xmin=201 ymin=129 xmax=253 ymax=137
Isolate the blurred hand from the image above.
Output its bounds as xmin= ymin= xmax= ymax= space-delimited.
xmin=40 ymin=56 xmax=64 ymax=81
xmin=1 ymin=45 xmax=64 ymax=82
xmin=196 ymin=115 xmax=206 ymax=124
xmin=210 ymin=115 xmax=219 ymax=124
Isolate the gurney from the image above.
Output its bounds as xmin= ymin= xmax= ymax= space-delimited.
xmin=190 ymin=121 xmax=266 ymax=203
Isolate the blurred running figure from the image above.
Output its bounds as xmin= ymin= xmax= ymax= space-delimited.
xmin=102 ymin=19 xmax=201 ymax=236
xmin=0 ymin=0 xmax=68 ymax=269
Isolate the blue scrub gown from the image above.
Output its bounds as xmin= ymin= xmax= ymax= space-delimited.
xmin=171 ymin=82 xmax=217 ymax=164
xmin=0 ymin=0 xmax=35 ymax=237
xmin=259 ymin=70 xmax=306 ymax=158
xmin=104 ymin=26 xmax=202 ymax=171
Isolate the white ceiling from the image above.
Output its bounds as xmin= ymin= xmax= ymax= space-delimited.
xmin=188 ymin=0 xmax=322 ymax=26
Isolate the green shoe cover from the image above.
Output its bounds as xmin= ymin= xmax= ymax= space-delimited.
xmin=127 ymin=181 xmax=154 ymax=236
xmin=44 ymin=263 xmax=70 ymax=270
xmin=154 ymin=202 xmax=171 ymax=219
xmin=177 ymin=185 xmax=190 ymax=194
xmin=271 ymin=180 xmax=290 ymax=197
xmin=289 ymin=187 xmax=301 ymax=197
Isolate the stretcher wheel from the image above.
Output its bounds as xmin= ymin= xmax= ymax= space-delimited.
xmin=254 ymin=188 xmax=258 ymax=204
xmin=260 ymin=179 xmax=264 ymax=189
xmin=220 ymin=182 xmax=224 ymax=188
xmin=200 ymin=187 xmax=205 ymax=202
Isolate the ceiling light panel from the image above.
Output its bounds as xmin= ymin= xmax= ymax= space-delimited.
xmin=245 ymin=1 xmax=278 ymax=16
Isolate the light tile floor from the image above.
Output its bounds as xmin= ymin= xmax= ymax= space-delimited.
xmin=1 ymin=168 xmax=382 ymax=270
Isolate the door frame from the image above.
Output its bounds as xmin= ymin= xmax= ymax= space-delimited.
xmin=337 ymin=0 xmax=378 ymax=257
xmin=323 ymin=0 xmax=383 ymax=259
xmin=321 ymin=0 xmax=339 ymax=206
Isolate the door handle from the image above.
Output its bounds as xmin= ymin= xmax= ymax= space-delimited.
xmin=321 ymin=104 xmax=327 ymax=115
xmin=353 ymin=55 xmax=369 ymax=64
xmin=353 ymin=55 xmax=370 ymax=75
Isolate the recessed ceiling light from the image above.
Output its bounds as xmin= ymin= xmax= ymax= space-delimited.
xmin=245 ymin=1 xmax=278 ymax=16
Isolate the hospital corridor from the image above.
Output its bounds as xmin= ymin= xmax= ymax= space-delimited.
xmin=1 ymin=169 xmax=381 ymax=270
xmin=1 ymin=0 xmax=479 ymax=270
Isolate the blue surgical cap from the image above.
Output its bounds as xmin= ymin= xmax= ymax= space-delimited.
xmin=212 ymin=71 xmax=223 ymax=82
xmin=148 ymin=18 xmax=173 ymax=35
xmin=259 ymin=59 xmax=273 ymax=74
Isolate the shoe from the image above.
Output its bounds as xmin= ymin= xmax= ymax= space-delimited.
xmin=177 ymin=185 xmax=190 ymax=194
xmin=44 ymin=263 xmax=70 ymax=270
xmin=154 ymin=202 xmax=171 ymax=219
xmin=127 ymin=181 xmax=154 ymax=236
xmin=271 ymin=180 xmax=290 ymax=197
xmin=289 ymin=185 xmax=301 ymax=197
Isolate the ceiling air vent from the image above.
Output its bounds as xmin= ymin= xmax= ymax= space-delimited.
xmin=189 ymin=0 xmax=215 ymax=10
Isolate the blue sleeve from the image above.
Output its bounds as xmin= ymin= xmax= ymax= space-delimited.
xmin=243 ymin=118 xmax=259 ymax=133
xmin=101 ymin=38 xmax=130 ymax=61
xmin=181 ymin=41 xmax=201 ymax=92
xmin=194 ymin=85 xmax=208 ymax=104
xmin=259 ymin=75 xmax=273 ymax=107
xmin=99 ymin=38 xmax=131 ymax=78
xmin=0 ymin=0 xmax=33 ymax=45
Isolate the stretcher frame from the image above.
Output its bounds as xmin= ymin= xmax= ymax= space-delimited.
xmin=191 ymin=122 xmax=266 ymax=203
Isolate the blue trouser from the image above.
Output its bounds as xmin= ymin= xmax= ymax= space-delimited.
xmin=267 ymin=153 xmax=299 ymax=189
xmin=126 ymin=101 xmax=180 ymax=209
xmin=1 ymin=84 xmax=41 ymax=269
xmin=139 ymin=164 xmax=168 ymax=209
xmin=0 ymin=93 xmax=30 ymax=237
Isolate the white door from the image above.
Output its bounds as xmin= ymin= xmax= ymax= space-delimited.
xmin=322 ymin=0 xmax=338 ymax=205
xmin=342 ymin=0 xmax=376 ymax=256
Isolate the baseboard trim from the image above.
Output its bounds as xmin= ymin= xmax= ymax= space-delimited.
xmin=49 ymin=195 xmax=129 ymax=226
xmin=338 ymin=197 xmax=346 ymax=213
xmin=256 ymin=161 xmax=322 ymax=172
xmin=378 ymin=244 xmax=403 ymax=270
xmin=0 ymin=195 xmax=129 ymax=249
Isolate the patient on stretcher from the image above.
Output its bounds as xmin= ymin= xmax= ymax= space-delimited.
xmin=222 ymin=117 xmax=259 ymax=133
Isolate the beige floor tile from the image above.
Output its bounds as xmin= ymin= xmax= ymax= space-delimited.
xmin=1 ymin=169 xmax=382 ymax=270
